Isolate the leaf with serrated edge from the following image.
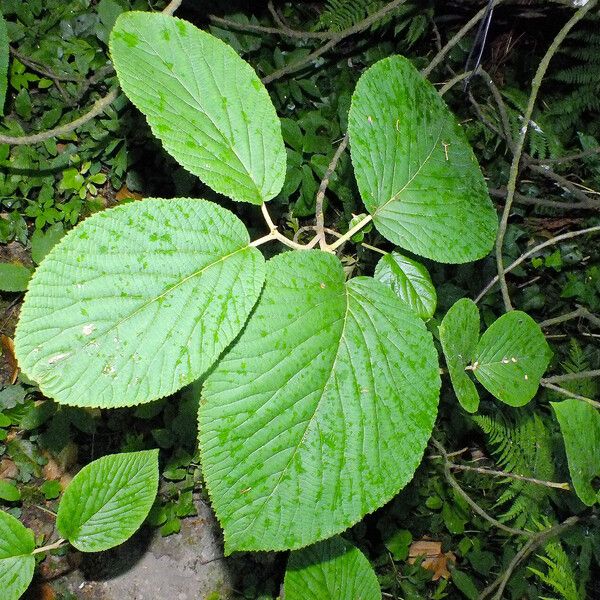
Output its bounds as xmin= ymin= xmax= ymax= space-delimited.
xmin=439 ymin=298 xmax=480 ymax=413
xmin=284 ymin=536 xmax=382 ymax=600
xmin=0 ymin=12 xmax=8 ymax=116
xmin=552 ymin=400 xmax=600 ymax=506
xmin=473 ymin=311 xmax=552 ymax=407
xmin=199 ymin=250 xmax=440 ymax=552
xmin=348 ymin=56 xmax=497 ymax=263
xmin=0 ymin=510 xmax=35 ymax=600
xmin=374 ymin=251 xmax=436 ymax=320
xmin=110 ymin=12 xmax=285 ymax=205
xmin=15 ymin=198 xmax=265 ymax=408
xmin=57 ymin=450 xmax=159 ymax=551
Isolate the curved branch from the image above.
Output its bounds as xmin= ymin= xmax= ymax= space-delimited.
xmin=0 ymin=0 xmax=184 ymax=146
xmin=494 ymin=0 xmax=597 ymax=311
xmin=475 ymin=225 xmax=600 ymax=303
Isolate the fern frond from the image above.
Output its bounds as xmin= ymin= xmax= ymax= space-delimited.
xmin=473 ymin=411 xmax=555 ymax=528
xmin=529 ymin=538 xmax=581 ymax=600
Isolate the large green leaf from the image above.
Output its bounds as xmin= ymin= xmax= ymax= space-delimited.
xmin=199 ymin=251 xmax=440 ymax=552
xmin=374 ymin=251 xmax=436 ymax=320
xmin=552 ymin=400 xmax=600 ymax=506
xmin=473 ymin=311 xmax=552 ymax=407
xmin=0 ymin=11 xmax=8 ymax=116
xmin=110 ymin=12 xmax=285 ymax=205
xmin=56 ymin=450 xmax=159 ymax=551
xmin=439 ymin=298 xmax=480 ymax=413
xmin=0 ymin=510 xmax=35 ymax=600
xmin=15 ymin=198 xmax=265 ymax=408
xmin=348 ymin=56 xmax=497 ymax=263
xmin=284 ymin=536 xmax=381 ymax=600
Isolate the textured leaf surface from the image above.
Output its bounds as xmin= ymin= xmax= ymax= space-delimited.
xmin=199 ymin=251 xmax=440 ymax=552
xmin=110 ymin=12 xmax=285 ymax=204
xmin=0 ymin=263 xmax=32 ymax=292
xmin=284 ymin=536 xmax=381 ymax=600
xmin=552 ymin=400 xmax=600 ymax=506
xmin=0 ymin=510 xmax=35 ymax=600
xmin=439 ymin=298 xmax=480 ymax=413
xmin=57 ymin=450 xmax=159 ymax=551
xmin=0 ymin=11 xmax=7 ymax=116
xmin=473 ymin=311 xmax=552 ymax=407
xmin=374 ymin=251 xmax=436 ymax=319
xmin=15 ymin=199 xmax=264 ymax=408
xmin=348 ymin=56 xmax=497 ymax=263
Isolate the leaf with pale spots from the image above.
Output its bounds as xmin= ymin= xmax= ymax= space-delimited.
xmin=439 ymin=298 xmax=480 ymax=413
xmin=284 ymin=536 xmax=382 ymax=600
xmin=473 ymin=311 xmax=552 ymax=407
xmin=15 ymin=199 xmax=265 ymax=408
xmin=552 ymin=400 xmax=600 ymax=506
xmin=348 ymin=56 xmax=497 ymax=263
xmin=57 ymin=450 xmax=159 ymax=551
xmin=110 ymin=12 xmax=286 ymax=204
xmin=199 ymin=250 xmax=440 ymax=552
xmin=0 ymin=510 xmax=35 ymax=600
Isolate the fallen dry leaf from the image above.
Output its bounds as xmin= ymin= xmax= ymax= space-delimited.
xmin=408 ymin=539 xmax=456 ymax=581
xmin=116 ymin=185 xmax=144 ymax=201
xmin=1 ymin=334 xmax=19 ymax=384
xmin=0 ymin=457 xmax=18 ymax=480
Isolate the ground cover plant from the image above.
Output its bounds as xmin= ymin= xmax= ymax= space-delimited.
xmin=1 ymin=1 xmax=600 ymax=599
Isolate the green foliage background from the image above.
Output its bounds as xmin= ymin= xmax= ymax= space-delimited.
xmin=1 ymin=0 xmax=599 ymax=599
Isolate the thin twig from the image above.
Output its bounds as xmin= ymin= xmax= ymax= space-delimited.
xmin=0 ymin=0 xmax=183 ymax=146
xmin=474 ymin=225 xmax=600 ymax=303
xmin=262 ymin=0 xmax=409 ymax=84
xmin=478 ymin=516 xmax=580 ymax=600
xmin=494 ymin=1 xmax=597 ymax=311
xmin=540 ymin=381 xmax=600 ymax=409
xmin=422 ymin=0 xmax=505 ymax=78
xmin=489 ymin=188 xmax=600 ymax=211
xmin=533 ymin=146 xmax=600 ymax=166
xmin=315 ymin=134 xmax=349 ymax=250
xmin=528 ymin=163 xmax=595 ymax=204
xmin=256 ymin=203 xmax=316 ymax=250
xmin=447 ymin=463 xmax=570 ymax=491
xmin=9 ymin=47 xmax=81 ymax=82
xmin=32 ymin=538 xmax=67 ymax=555
xmin=328 ymin=214 xmax=373 ymax=252
xmin=439 ymin=70 xmax=475 ymax=96
xmin=539 ymin=306 xmax=600 ymax=329
xmin=431 ymin=438 xmax=534 ymax=538
xmin=544 ymin=370 xmax=600 ymax=384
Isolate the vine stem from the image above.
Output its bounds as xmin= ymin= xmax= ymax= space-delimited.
xmin=328 ymin=214 xmax=373 ymax=252
xmin=253 ymin=203 xmax=316 ymax=250
xmin=315 ymin=134 xmax=349 ymax=251
xmin=446 ymin=463 xmax=570 ymax=491
xmin=540 ymin=381 xmax=600 ymax=409
xmin=0 ymin=0 xmax=184 ymax=146
xmin=544 ymin=369 xmax=600 ymax=384
xmin=539 ymin=305 xmax=600 ymax=329
xmin=474 ymin=225 xmax=600 ymax=303
xmin=32 ymin=538 xmax=67 ymax=555
xmin=478 ymin=516 xmax=580 ymax=600
xmin=431 ymin=438 xmax=534 ymax=538
xmin=494 ymin=0 xmax=597 ymax=311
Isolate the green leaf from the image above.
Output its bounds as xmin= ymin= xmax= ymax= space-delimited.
xmin=552 ymin=399 xmax=600 ymax=506
xmin=199 ymin=251 xmax=440 ymax=552
xmin=56 ymin=450 xmax=159 ymax=551
xmin=473 ymin=311 xmax=552 ymax=407
xmin=30 ymin=223 xmax=65 ymax=265
xmin=439 ymin=298 xmax=480 ymax=413
xmin=110 ymin=13 xmax=286 ymax=205
xmin=284 ymin=536 xmax=381 ymax=600
xmin=348 ymin=56 xmax=497 ymax=263
xmin=0 ymin=510 xmax=35 ymax=600
xmin=374 ymin=251 xmax=436 ymax=319
xmin=0 ymin=263 xmax=32 ymax=292
xmin=0 ymin=11 xmax=7 ymax=116
xmin=15 ymin=198 xmax=265 ymax=408
xmin=0 ymin=481 xmax=20 ymax=502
